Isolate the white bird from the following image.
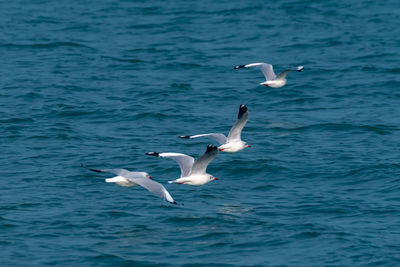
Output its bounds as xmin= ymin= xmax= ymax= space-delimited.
xmin=179 ymin=104 xmax=250 ymax=153
xmin=146 ymin=145 xmax=218 ymax=186
xmin=234 ymin=63 xmax=304 ymax=88
xmin=82 ymin=165 xmax=177 ymax=204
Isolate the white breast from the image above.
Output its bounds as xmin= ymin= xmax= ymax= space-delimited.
xmin=184 ymin=174 xmax=213 ymax=186
xmin=105 ymin=176 xmax=138 ymax=187
xmin=218 ymin=141 xmax=246 ymax=152
xmin=263 ymin=79 xmax=286 ymax=88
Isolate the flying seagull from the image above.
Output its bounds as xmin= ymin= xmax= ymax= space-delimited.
xmin=146 ymin=145 xmax=218 ymax=186
xmin=82 ymin=165 xmax=177 ymax=204
xmin=179 ymin=104 xmax=250 ymax=152
xmin=234 ymin=63 xmax=303 ymax=87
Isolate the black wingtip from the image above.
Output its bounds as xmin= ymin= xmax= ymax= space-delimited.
xmin=238 ymin=104 xmax=248 ymax=118
xmin=81 ymin=164 xmax=102 ymax=173
xmin=169 ymin=201 xmax=183 ymax=206
xmin=146 ymin=152 xmax=160 ymax=157
xmin=234 ymin=65 xmax=245 ymax=69
xmin=206 ymin=144 xmax=218 ymax=153
xmin=179 ymin=135 xmax=191 ymax=139
xmin=297 ymin=66 xmax=304 ymax=72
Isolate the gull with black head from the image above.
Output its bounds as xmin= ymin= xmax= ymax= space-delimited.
xmin=234 ymin=63 xmax=303 ymax=88
xmin=146 ymin=145 xmax=219 ymax=186
xmin=179 ymin=104 xmax=250 ymax=152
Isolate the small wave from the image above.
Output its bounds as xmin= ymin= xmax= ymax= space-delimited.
xmin=101 ymin=55 xmax=145 ymax=64
xmin=196 ymin=231 xmax=230 ymax=240
xmin=218 ymin=204 xmax=249 ymax=216
xmin=15 ymin=92 xmax=43 ymax=100
xmin=103 ymin=210 xmax=132 ymax=218
xmin=131 ymin=111 xmax=181 ymax=120
xmin=56 ymin=109 xmax=97 ymax=117
xmin=163 ymin=215 xmax=223 ymax=224
xmin=338 ymin=163 xmax=400 ymax=181
xmin=272 ymin=97 xmax=320 ymax=106
xmin=385 ymin=67 xmax=400 ymax=74
xmin=288 ymin=123 xmax=397 ymax=135
xmin=353 ymin=53 xmax=397 ymax=61
xmin=0 ymin=41 xmax=94 ymax=50
xmin=128 ymin=23 xmax=164 ymax=29
xmin=162 ymin=62 xmax=203 ymax=69
xmin=291 ymin=231 xmax=322 ymax=239
xmin=206 ymin=5 xmax=263 ymax=15
xmin=0 ymin=117 xmax=35 ymax=124
xmin=279 ymin=42 xmax=316 ymax=50
xmin=18 ymin=203 xmax=42 ymax=208
xmin=169 ymin=83 xmax=193 ymax=91
xmin=126 ymin=47 xmax=170 ymax=54
xmin=252 ymin=184 xmax=281 ymax=191
xmin=84 ymin=253 xmax=157 ymax=266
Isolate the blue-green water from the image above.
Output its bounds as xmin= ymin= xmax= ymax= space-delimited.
xmin=1 ymin=0 xmax=400 ymax=266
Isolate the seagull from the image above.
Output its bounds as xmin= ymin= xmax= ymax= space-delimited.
xmin=146 ymin=145 xmax=218 ymax=186
xmin=234 ymin=63 xmax=304 ymax=88
xmin=82 ymin=165 xmax=178 ymax=204
xmin=179 ymin=104 xmax=250 ymax=152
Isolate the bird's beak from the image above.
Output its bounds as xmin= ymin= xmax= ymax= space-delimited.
xmin=214 ymin=177 xmax=219 ymax=180
xmin=148 ymin=176 xmax=152 ymax=179
xmin=218 ymin=149 xmax=224 ymax=151
xmin=247 ymin=145 xmax=251 ymax=147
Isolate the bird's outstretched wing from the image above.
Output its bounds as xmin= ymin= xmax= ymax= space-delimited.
xmin=179 ymin=133 xmax=227 ymax=145
xmin=235 ymin=63 xmax=276 ymax=80
xmin=227 ymin=104 xmax=249 ymax=141
xmin=276 ymin=66 xmax=304 ymax=80
xmin=190 ymin=145 xmax=218 ymax=175
xmin=146 ymin=152 xmax=194 ymax=178
xmin=82 ymin=165 xmax=147 ymax=179
xmin=132 ymin=177 xmax=177 ymax=204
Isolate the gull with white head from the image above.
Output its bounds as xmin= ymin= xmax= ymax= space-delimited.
xmin=234 ymin=63 xmax=303 ymax=88
xmin=82 ymin=165 xmax=177 ymax=204
xmin=179 ymin=104 xmax=250 ymax=152
xmin=146 ymin=145 xmax=219 ymax=186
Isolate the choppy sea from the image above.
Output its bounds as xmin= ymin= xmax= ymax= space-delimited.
xmin=1 ymin=0 xmax=400 ymax=266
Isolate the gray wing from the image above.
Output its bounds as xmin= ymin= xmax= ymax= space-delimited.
xmin=128 ymin=177 xmax=177 ymax=204
xmin=82 ymin=165 xmax=148 ymax=178
xmin=276 ymin=66 xmax=304 ymax=80
xmin=235 ymin=63 xmax=276 ymax=80
xmin=259 ymin=63 xmax=276 ymax=80
xmin=179 ymin=133 xmax=227 ymax=145
xmin=227 ymin=104 xmax=249 ymax=141
xmin=146 ymin=152 xmax=194 ymax=177
xmin=190 ymin=145 xmax=218 ymax=175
